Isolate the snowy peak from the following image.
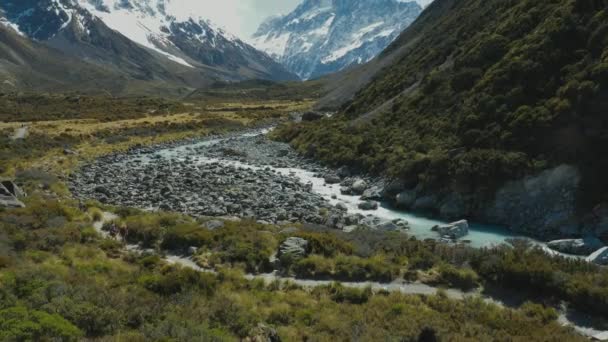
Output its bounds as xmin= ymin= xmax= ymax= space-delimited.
xmin=0 ymin=0 xmax=297 ymax=83
xmin=251 ymin=0 xmax=423 ymax=80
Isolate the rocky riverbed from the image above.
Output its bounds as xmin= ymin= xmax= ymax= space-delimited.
xmin=69 ymin=129 xmax=407 ymax=231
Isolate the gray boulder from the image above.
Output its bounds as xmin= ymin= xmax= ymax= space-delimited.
xmin=361 ymin=186 xmax=383 ymax=200
xmin=547 ymin=237 xmax=604 ymax=255
xmin=358 ymin=201 xmax=379 ymax=211
xmin=350 ymin=179 xmax=368 ymax=195
xmin=335 ymin=202 xmax=348 ymax=211
xmin=1 ymin=181 xmax=25 ymax=198
xmin=324 ymin=174 xmax=341 ymax=184
xmin=278 ymin=237 xmax=309 ymax=260
xmin=204 ymin=220 xmax=225 ymax=230
xmin=0 ymin=196 xmax=25 ymax=208
xmin=432 ymin=220 xmax=469 ymax=239
xmin=0 ymin=181 xmax=25 ymax=208
xmin=586 ymin=247 xmax=608 ymax=266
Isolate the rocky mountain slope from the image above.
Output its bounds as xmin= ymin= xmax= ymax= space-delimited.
xmin=276 ymin=0 xmax=608 ymax=240
xmin=0 ymin=0 xmax=297 ymax=94
xmin=251 ymin=0 xmax=422 ymax=80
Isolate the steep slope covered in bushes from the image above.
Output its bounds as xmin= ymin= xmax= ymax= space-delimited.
xmin=277 ymin=0 xmax=608 ymax=237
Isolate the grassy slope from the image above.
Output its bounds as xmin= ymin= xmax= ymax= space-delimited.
xmin=276 ymin=0 xmax=608 ymax=209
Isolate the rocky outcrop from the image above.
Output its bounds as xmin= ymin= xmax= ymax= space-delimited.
xmin=245 ymin=323 xmax=281 ymax=342
xmin=432 ymin=220 xmax=469 ymax=240
xmin=0 ymin=180 xmax=25 ymax=208
xmin=586 ymin=247 xmax=608 ymax=266
xmin=485 ymin=165 xmax=580 ymax=238
xmin=278 ymin=237 xmax=309 ymax=260
xmin=547 ymin=237 xmax=604 ymax=255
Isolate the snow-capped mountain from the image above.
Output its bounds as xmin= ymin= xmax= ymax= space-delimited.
xmin=0 ymin=0 xmax=297 ymax=90
xmin=251 ymin=0 xmax=423 ymax=80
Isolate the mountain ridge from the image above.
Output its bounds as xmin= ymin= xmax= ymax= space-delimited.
xmin=0 ymin=0 xmax=297 ymax=94
xmin=251 ymin=0 xmax=422 ymax=80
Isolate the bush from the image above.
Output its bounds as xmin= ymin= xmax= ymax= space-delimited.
xmin=0 ymin=306 xmax=82 ymax=340
xmin=438 ymin=264 xmax=480 ymax=291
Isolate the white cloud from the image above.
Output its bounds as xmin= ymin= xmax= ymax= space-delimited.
xmin=164 ymin=0 xmax=302 ymax=39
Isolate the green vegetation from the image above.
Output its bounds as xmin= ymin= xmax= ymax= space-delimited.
xmin=186 ymin=79 xmax=325 ymax=102
xmin=275 ymin=0 xmax=608 ymax=209
xmin=0 ymin=93 xmax=605 ymax=339
xmin=0 ymin=194 xmax=588 ymax=340
xmin=0 ymin=93 xmax=186 ymax=122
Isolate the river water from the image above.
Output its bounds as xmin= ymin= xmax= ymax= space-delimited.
xmin=133 ymin=129 xmax=528 ymax=248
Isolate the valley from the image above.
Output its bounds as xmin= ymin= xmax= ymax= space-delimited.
xmin=2 ymin=0 xmax=608 ymax=340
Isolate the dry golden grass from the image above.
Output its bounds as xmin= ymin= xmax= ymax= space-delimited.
xmin=2 ymin=100 xmax=314 ymax=177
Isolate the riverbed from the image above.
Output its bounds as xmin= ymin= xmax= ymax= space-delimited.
xmin=71 ymin=127 xmax=527 ymax=248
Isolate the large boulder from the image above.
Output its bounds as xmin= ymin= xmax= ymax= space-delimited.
xmin=0 ymin=181 xmax=25 ymax=208
xmin=1 ymin=181 xmax=25 ymax=198
xmin=432 ymin=220 xmax=469 ymax=240
xmin=324 ymin=174 xmax=341 ymax=184
xmin=586 ymin=247 xmax=608 ymax=266
xmin=204 ymin=220 xmax=225 ymax=230
xmin=358 ymin=201 xmax=379 ymax=211
xmin=350 ymin=179 xmax=368 ymax=195
xmin=361 ymin=186 xmax=383 ymax=201
xmin=485 ymin=165 xmax=580 ymax=238
xmin=278 ymin=237 xmax=309 ymax=260
xmin=0 ymin=196 xmax=25 ymax=208
xmin=547 ymin=237 xmax=604 ymax=255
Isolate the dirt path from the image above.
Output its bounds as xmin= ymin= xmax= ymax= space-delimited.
xmin=92 ymin=211 xmax=607 ymax=339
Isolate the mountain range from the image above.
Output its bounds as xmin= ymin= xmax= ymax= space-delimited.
xmin=251 ymin=0 xmax=423 ymax=80
xmin=0 ymin=0 xmax=297 ymax=95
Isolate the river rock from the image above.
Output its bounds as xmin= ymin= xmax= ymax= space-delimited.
xmin=358 ymin=201 xmax=379 ymax=211
xmin=324 ymin=174 xmax=341 ymax=184
xmin=350 ymin=179 xmax=368 ymax=195
xmin=547 ymin=237 xmax=604 ymax=255
xmin=335 ymin=202 xmax=348 ymax=211
xmin=361 ymin=186 xmax=383 ymax=200
xmin=586 ymin=247 xmax=608 ymax=265
xmin=278 ymin=237 xmax=309 ymax=260
xmin=432 ymin=220 xmax=469 ymax=240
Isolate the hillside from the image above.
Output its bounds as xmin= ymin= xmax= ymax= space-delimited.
xmin=0 ymin=0 xmax=297 ymax=95
xmin=276 ymin=0 xmax=608 ymax=239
